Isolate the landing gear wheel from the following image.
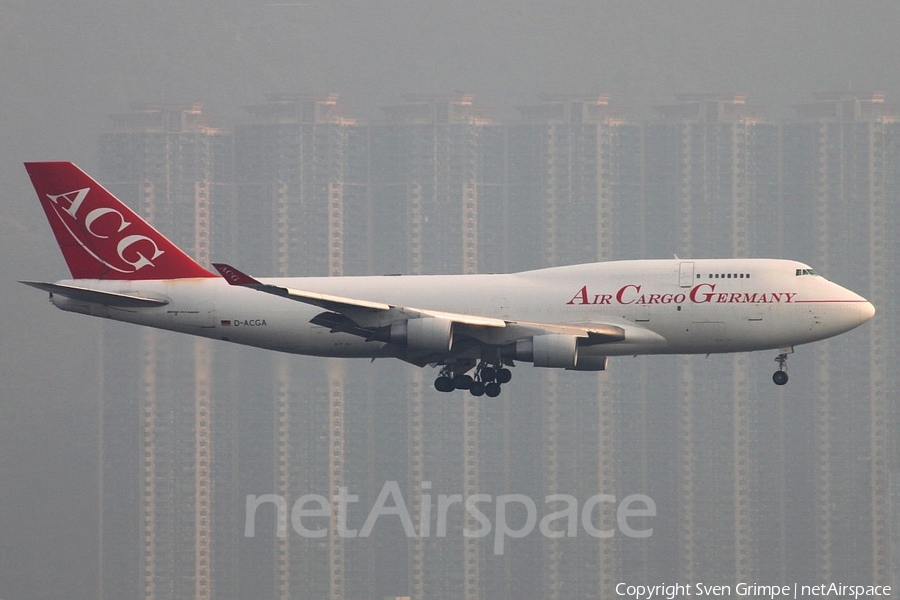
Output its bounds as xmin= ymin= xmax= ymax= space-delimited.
xmin=480 ymin=366 xmax=497 ymax=382
xmin=452 ymin=374 xmax=473 ymax=390
xmin=772 ymin=352 xmax=790 ymax=386
xmin=434 ymin=376 xmax=454 ymax=393
xmin=437 ymin=362 xmax=510 ymax=397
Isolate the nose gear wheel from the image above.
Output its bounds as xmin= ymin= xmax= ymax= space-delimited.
xmin=772 ymin=352 xmax=789 ymax=385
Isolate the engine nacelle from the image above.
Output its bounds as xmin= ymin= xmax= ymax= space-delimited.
xmin=566 ymin=355 xmax=608 ymax=371
xmin=391 ymin=317 xmax=454 ymax=352
xmin=515 ymin=334 xmax=580 ymax=369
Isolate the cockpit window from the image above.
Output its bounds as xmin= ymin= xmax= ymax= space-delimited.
xmin=795 ymin=268 xmax=818 ymax=276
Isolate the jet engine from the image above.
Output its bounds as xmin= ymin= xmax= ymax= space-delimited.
xmin=391 ymin=317 xmax=454 ymax=352
xmin=514 ymin=334 xmax=580 ymax=369
xmin=567 ymin=355 xmax=608 ymax=371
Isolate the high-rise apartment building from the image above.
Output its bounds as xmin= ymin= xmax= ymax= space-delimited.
xmin=508 ymin=95 xmax=641 ymax=269
xmin=644 ymin=93 xmax=780 ymax=259
xmin=369 ymin=93 xmax=496 ymax=276
xmin=97 ymin=103 xmax=234 ymax=600
xmin=234 ymin=93 xmax=368 ymax=277
xmin=233 ymin=94 xmax=405 ymax=600
xmin=366 ymin=95 xmax=512 ymax=600
xmin=642 ymin=94 xmax=783 ymax=583
xmin=502 ymin=95 xmax=646 ymax=597
xmin=782 ymin=92 xmax=897 ymax=584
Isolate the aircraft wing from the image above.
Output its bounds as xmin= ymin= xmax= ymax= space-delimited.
xmin=213 ymin=263 xmax=507 ymax=327
xmin=212 ymin=263 xmax=625 ymax=355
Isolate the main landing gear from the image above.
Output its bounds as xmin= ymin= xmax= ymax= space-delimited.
xmin=434 ymin=362 xmax=512 ymax=397
xmin=772 ymin=350 xmax=791 ymax=386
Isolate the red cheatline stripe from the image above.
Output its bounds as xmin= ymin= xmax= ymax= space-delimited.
xmin=793 ymin=300 xmax=869 ymax=303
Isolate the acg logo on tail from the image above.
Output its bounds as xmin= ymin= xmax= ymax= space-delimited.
xmin=46 ymin=187 xmax=165 ymax=273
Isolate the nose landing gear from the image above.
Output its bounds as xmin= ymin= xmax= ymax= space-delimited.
xmin=772 ymin=350 xmax=791 ymax=385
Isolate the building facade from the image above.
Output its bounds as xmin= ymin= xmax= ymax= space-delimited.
xmin=97 ymin=103 xmax=234 ymax=600
xmin=782 ymin=92 xmax=897 ymax=584
xmin=641 ymin=93 xmax=784 ymax=583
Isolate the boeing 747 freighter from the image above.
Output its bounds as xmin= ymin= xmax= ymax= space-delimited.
xmin=22 ymin=162 xmax=875 ymax=396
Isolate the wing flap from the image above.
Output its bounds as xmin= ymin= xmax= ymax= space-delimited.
xmin=405 ymin=308 xmax=506 ymax=328
xmin=457 ymin=320 xmax=625 ymax=346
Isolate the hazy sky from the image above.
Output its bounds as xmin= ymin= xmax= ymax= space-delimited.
xmin=2 ymin=2 xmax=900 ymax=598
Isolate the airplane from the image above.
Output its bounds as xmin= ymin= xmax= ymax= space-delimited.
xmin=22 ymin=162 xmax=875 ymax=396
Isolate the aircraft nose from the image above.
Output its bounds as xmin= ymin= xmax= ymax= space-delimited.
xmin=859 ymin=300 xmax=876 ymax=324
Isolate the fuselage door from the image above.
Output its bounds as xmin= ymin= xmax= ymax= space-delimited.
xmin=679 ymin=262 xmax=695 ymax=288
xmin=197 ymin=300 xmax=216 ymax=329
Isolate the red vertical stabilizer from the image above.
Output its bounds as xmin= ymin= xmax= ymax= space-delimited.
xmin=25 ymin=162 xmax=215 ymax=280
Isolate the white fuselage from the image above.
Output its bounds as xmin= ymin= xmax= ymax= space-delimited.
xmin=48 ymin=259 xmax=873 ymax=363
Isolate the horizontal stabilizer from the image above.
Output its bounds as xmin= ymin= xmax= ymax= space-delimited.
xmin=20 ymin=281 xmax=169 ymax=307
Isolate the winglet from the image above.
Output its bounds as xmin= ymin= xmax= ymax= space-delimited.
xmin=213 ymin=263 xmax=261 ymax=286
